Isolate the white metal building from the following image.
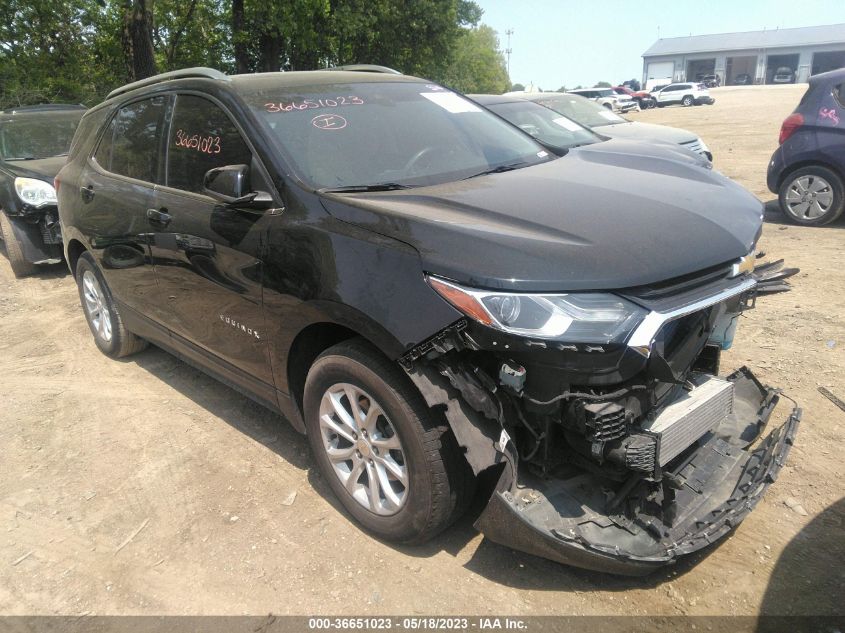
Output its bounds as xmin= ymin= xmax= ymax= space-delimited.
xmin=641 ymin=23 xmax=845 ymax=89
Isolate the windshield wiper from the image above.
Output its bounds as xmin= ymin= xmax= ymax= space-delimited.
xmin=4 ymin=156 xmax=37 ymax=161
xmin=319 ymin=182 xmax=413 ymax=193
xmin=463 ymin=161 xmax=531 ymax=180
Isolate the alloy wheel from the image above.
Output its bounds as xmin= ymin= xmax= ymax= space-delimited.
xmin=82 ymin=270 xmax=113 ymax=343
xmin=784 ymin=174 xmax=834 ymax=221
xmin=318 ymin=382 xmax=408 ymax=515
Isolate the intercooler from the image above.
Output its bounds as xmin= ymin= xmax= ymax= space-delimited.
xmin=642 ymin=374 xmax=735 ymax=466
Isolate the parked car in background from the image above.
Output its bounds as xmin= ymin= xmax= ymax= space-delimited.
xmin=568 ymin=88 xmax=638 ymax=113
xmin=733 ymin=73 xmax=753 ymax=85
xmin=525 ymin=92 xmax=713 ymax=161
xmin=773 ymin=67 xmax=795 ymax=84
xmin=57 ymin=67 xmax=797 ymax=576
xmin=701 ymin=74 xmax=721 ymax=88
xmin=767 ymin=67 xmax=845 ymax=226
xmin=613 ymin=85 xmax=655 ymax=109
xmin=0 ymin=104 xmax=86 ymax=276
xmin=470 ymin=94 xmax=712 ymax=170
xmin=468 ymin=94 xmax=602 ymax=155
xmin=654 ymin=83 xmax=714 ymax=107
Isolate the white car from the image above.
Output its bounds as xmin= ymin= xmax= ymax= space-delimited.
xmin=653 ymin=82 xmax=714 ymax=107
xmin=772 ymin=67 xmax=795 ymax=84
xmin=568 ymin=88 xmax=639 ymax=113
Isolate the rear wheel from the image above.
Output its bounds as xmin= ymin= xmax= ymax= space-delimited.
xmin=682 ymin=95 xmax=694 ymax=106
xmin=75 ymin=252 xmax=148 ymax=358
xmin=778 ymin=166 xmax=844 ymax=226
xmin=303 ymin=338 xmax=474 ymax=544
xmin=0 ymin=212 xmax=37 ymax=278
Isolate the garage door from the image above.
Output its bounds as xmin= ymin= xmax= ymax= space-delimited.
xmin=646 ymin=61 xmax=674 ymax=90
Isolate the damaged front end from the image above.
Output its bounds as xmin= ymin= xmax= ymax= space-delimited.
xmin=403 ymin=262 xmax=800 ymax=575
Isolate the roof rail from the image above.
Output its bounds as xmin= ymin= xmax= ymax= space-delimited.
xmin=107 ymin=67 xmax=228 ymax=100
xmin=320 ymin=64 xmax=402 ymax=75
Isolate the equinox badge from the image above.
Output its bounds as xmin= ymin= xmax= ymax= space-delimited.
xmin=219 ymin=314 xmax=261 ymax=339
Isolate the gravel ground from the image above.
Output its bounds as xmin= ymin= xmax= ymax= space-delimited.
xmin=0 ymin=84 xmax=843 ymax=619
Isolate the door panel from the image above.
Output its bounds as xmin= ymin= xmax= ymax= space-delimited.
xmin=151 ymin=93 xmax=273 ymax=385
xmin=79 ymin=97 xmax=166 ymax=314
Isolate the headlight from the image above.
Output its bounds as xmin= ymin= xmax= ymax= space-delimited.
xmin=14 ymin=177 xmax=57 ymax=208
xmin=427 ymin=276 xmax=647 ymax=344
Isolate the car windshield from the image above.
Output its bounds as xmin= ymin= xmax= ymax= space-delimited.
xmin=244 ymin=81 xmax=551 ymax=190
xmin=484 ymin=100 xmax=601 ymax=153
xmin=0 ymin=111 xmax=82 ymax=161
xmin=531 ymin=94 xmax=627 ymax=128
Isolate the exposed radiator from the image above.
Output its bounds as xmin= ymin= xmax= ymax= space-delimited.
xmin=641 ymin=374 xmax=734 ymax=466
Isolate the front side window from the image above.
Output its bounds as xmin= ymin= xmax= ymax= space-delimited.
xmin=166 ymin=95 xmax=252 ymax=194
xmin=95 ymin=97 xmax=166 ymax=183
xmin=243 ymin=81 xmax=548 ymax=190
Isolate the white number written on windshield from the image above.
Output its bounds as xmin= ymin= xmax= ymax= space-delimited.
xmin=265 ymin=96 xmax=365 ymax=113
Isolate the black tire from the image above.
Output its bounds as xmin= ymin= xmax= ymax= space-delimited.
xmin=0 ymin=212 xmax=37 ymax=278
xmin=682 ymin=95 xmax=694 ymax=106
xmin=602 ymin=102 xmax=613 ymax=110
xmin=303 ymin=338 xmax=474 ymax=544
xmin=778 ymin=165 xmax=845 ymax=227
xmin=75 ymin=251 xmax=148 ymax=358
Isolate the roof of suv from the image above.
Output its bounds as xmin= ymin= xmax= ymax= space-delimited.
xmin=104 ymin=67 xmax=423 ymax=103
xmin=0 ymin=104 xmax=86 ymax=116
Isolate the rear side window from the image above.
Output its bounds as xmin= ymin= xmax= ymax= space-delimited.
xmin=166 ymin=95 xmax=252 ymax=194
xmin=94 ymin=97 xmax=166 ymax=183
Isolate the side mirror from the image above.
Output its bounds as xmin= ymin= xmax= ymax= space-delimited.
xmin=203 ymin=164 xmax=274 ymax=211
xmin=203 ymin=164 xmax=248 ymax=201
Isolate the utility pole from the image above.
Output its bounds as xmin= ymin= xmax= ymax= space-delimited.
xmin=505 ymin=28 xmax=514 ymax=77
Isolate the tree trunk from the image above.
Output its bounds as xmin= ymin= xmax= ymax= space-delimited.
xmin=258 ymin=34 xmax=282 ymax=72
xmin=232 ymin=0 xmax=249 ymax=74
xmin=123 ymin=0 xmax=157 ymax=80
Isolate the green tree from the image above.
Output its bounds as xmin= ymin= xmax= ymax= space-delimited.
xmin=442 ymin=24 xmax=509 ymax=94
xmin=594 ymin=80 xmax=611 ymax=88
xmin=511 ymin=83 xmax=525 ymax=92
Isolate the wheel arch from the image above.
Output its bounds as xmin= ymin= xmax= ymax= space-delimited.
xmin=66 ymin=238 xmax=88 ymax=278
xmin=776 ymin=159 xmax=845 ymax=191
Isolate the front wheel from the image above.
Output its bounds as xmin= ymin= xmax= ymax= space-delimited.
xmin=0 ymin=212 xmax=37 ymax=278
xmin=75 ymin=252 xmax=148 ymax=357
xmin=778 ymin=166 xmax=844 ymax=226
xmin=303 ymin=338 xmax=474 ymax=544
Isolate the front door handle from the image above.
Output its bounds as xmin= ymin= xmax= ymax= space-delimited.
xmin=80 ymin=185 xmax=95 ymax=202
xmin=146 ymin=208 xmax=172 ymax=227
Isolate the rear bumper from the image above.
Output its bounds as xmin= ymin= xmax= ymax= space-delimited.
xmin=475 ymin=368 xmax=800 ymax=576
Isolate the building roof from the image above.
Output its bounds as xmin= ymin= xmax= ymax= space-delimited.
xmin=643 ymin=23 xmax=845 ymax=57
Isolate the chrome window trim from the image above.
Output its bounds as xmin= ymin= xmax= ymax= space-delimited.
xmin=626 ymin=277 xmax=757 ymax=355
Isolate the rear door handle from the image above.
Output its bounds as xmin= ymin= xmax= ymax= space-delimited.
xmin=80 ymin=185 xmax=94 ymax=202
xmin=146 ymin=208 xmax=172 ymax=227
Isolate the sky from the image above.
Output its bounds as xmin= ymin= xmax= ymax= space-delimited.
xmin=475 ymin=0 xmax=845 ymax=89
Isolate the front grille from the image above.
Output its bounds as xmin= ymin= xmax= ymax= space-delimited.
xmin=641 ymin=374 xmax=734 ymax=466
xmin=680 ymin=138 xmax=707 ymax=155
xmin=39 ymin=219 xmax=62 ymax=245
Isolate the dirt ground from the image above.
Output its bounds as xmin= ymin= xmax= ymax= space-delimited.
xmin=1 ymin=84 xmax=843 ymax=618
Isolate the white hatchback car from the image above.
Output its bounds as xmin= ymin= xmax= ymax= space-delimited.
xmin=653 ymin=82 xmax=714 ymax=107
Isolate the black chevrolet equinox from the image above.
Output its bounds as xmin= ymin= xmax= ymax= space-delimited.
xmin=57 ymin=67 xmax=799 ymax=575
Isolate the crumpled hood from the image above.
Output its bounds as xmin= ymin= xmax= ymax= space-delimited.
xmin=1 ymin=155 xmax=66 ymax=183
xmin=321 ymin=139 xmax=763 ymax=292
xmin=594 ymin=121 xmax=699 ymax=146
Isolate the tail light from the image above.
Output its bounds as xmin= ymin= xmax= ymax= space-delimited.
xmin=779 ymin=113 xmax=804 ymax=144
